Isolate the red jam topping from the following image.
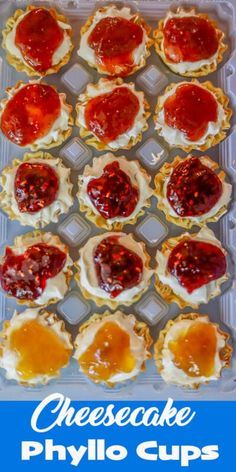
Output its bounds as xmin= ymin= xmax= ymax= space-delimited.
xmin=167 ymin=157 xmax=222 ymax=217
xmin=14 ymin=162 xmax=59 ymax=213
xmin=15 ymin=8 xmax=64 ymax=73
xmin=167 ymin=239 xmax=226 ymax=293
xmin=88 ymin=16 xmax=144 ymax=75
xmin=87 ymin=161 xmax=139 ymax=219
xmin=0 ymin=244 xmax=66 ymax=300
xmin=163 ymin=16 xmax=219 ymax=64
xmin=84 ymin=86 xmax=140 ymax=144
xmin=0 ymin=83 xmax=61 ymax=146
xmin=164 ymin=83 xmax=218 ymax=141
xmin=94 ymin=236 xmax=143 ymax=298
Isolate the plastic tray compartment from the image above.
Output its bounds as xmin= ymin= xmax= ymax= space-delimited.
xmin=0 ymin=0 xmax=236 ymax=401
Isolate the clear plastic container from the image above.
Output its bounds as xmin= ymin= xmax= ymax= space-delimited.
xmin=0 ymin=0 xmax=235 ymax=401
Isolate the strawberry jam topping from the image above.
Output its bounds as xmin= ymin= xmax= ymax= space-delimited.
xmin=0 ymin=83 xmax=61 ymax=146
xmin=15 ymin=8 xmax=64 ymax=73
xmin=84 ymin=86 xmax=140 ymax=143
xmin=163 ymin=16 xmax=219 ymax=64
xmin=0 ymin=244 xmax=66 ymax=300
xmin=14 ymin=162 xmax=59 ymax=213
xmin=164 ymin=83 xmax=218 ymax=141
xmin=88 ymin=16 xmax=144 ymax=75
xmin=167 ymin=157 xmax=222 ymax=217
xmin=94 ymin=236 xmax=143 ymax=298
xmin=167 ymin=239 xmax=226 ymax=293
xmin=87 ymin=161 xmax=139 ymax=219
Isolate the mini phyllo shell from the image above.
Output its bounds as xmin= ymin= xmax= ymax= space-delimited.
xmin=78 ymin=153 xmax=152 ymax=230
xmin=155 ymin=227 xmax=228 ymax=309
xmin=77 ymin=4 xmax=152 ymax=77
xmin=76 ymin=77 xmax=150 ymax=151
xmin=75 ymin=232 xmax=152 ymax=309
xmin=74 ymin=311 xmax=152 ymax=386
xmin=0 ymin=151 xmax=73 ymax=228
xmin=0 ymin=232 xmax=73 ymax=307
xmin=154 ymin=80 xmax=231 ymax=152
xmin=155 ymin=155 xmax=232 ymax=229
xmin=0 ymin=308 xmax=73 ymax=386
xmin=0 ymin=81 xmax=73 ymax=150
xmin=153 ymin=8 xmax=227 ymax=77
xmin=154 ymin=313 xmax=232 ymax=389
xmin=2 ymin=6 xmax=73 ymax=77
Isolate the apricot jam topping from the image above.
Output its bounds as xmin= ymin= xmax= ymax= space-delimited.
xmin=0 ymin=83 xmax=61 ymax=146
xmin=84 ymin=86 xmax=140 ymax=144
xmin=15 ymin=8 xmax=64 ymax=73
xmin=167 ymin=239 xmax=226 ymax=293
xmin=0 ymin=244 xmax=66 ymax=300
xmin=167 ymin=157 xmax=222 ymax=217
xmin=168 ymin=322 xmax=217 ymax=377
xmin=14 ymin=162 xmax=59 ymax=213
xmin=163 ymin=16 xmax=219 ymax=64
xmin=79 ymin=321 xmax=136 ymax=381
xmin=164 ymin=83 xmax=218 ymax=141
xmin=10 ymin=319 xmax=71 ymax=380
xmin=88 ymin=17 xmax=144 ymax=75
xmin=87 ymin=161 xmax=139 ymax=219
xmin=94 ymin=236 xmax=143 ymax=298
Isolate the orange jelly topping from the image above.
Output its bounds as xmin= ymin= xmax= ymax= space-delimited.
xmin=15 ymin=8 xmax=64 ymax=73
xmin=163 ymin=16 xmax=219 ymax=64
xmin=79 ymin=321 xmax=136 ymax=381
xmin=84 ymin=86 xmax=140 ymax=144
xmin=169 ymin=322 xmax=217 ymax=377
xmin=10 ymin=319 xmax=71 ymax=380
xmin=0 ymin=83 xmax=61 ymax=146
xmin=164 ymin=83 xmax=218 ymax=141
xmin=88 ymin=17 xmax=144 ymax=75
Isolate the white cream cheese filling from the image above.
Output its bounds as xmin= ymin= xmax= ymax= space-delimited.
xmin=0 ymin=81 xmax=71 ymax=148
xmin=78 ymin=5 xmax=147 ymax=72
xmin=161 ymin=317 xmax=226 ymax=386
xmin=0 ymin=158 xmax=73 ymax=226
xmin=1 ymin=232 xmax=72 ymax=306
xmin=156 ymin=226 xmax=227 ymax=305
xmin=4 ymin=10 xmax=72 ymax=70
xmin=155 ymin=81 xmax=225 ymax=147
xmin=0 ymin=308 xmax=72 ymax=384
xmin=74 ymin=311 xmax=148 ymax=383
xmin=161 ymin=156 xmax=232 ymax=223
xmin=78 ymin=153 xmax=152 ymax=224
xmin=77 ymin=78 xmax=147 ymax=150
xmin=161 ymin=10 xmax=220 ymax=74
xmin=78 ymin=232 xmax=152 ymax=303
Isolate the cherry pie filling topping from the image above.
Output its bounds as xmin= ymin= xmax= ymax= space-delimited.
xmin=163 ymin=83 xmax=218 ymax=141
xmin=163 ymin=16 xmax=219 ymax=64
xmin=87 ymin=161 xmax=139 ymax=219
xmin=14 ymin=162 xmax=59 ymax=213
xmin=167 ymin=239 xmax=226 ymax=293
xmin=0 ymin=243 xmax=66 ymax=300
xmin=94 ymin=236 xmax=143 ymax=298
xmin=84 ymin=86 xmax=140 ymax=144
xmin=88 ymin=16 xmax=144 ymax=75
xmin=15 ymin=8 xmax=64 ymax=73
xmin=167 ymin=156 xmax=223 ymax=217
xmin=0 ymin=83 xmax=61 ymax=146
